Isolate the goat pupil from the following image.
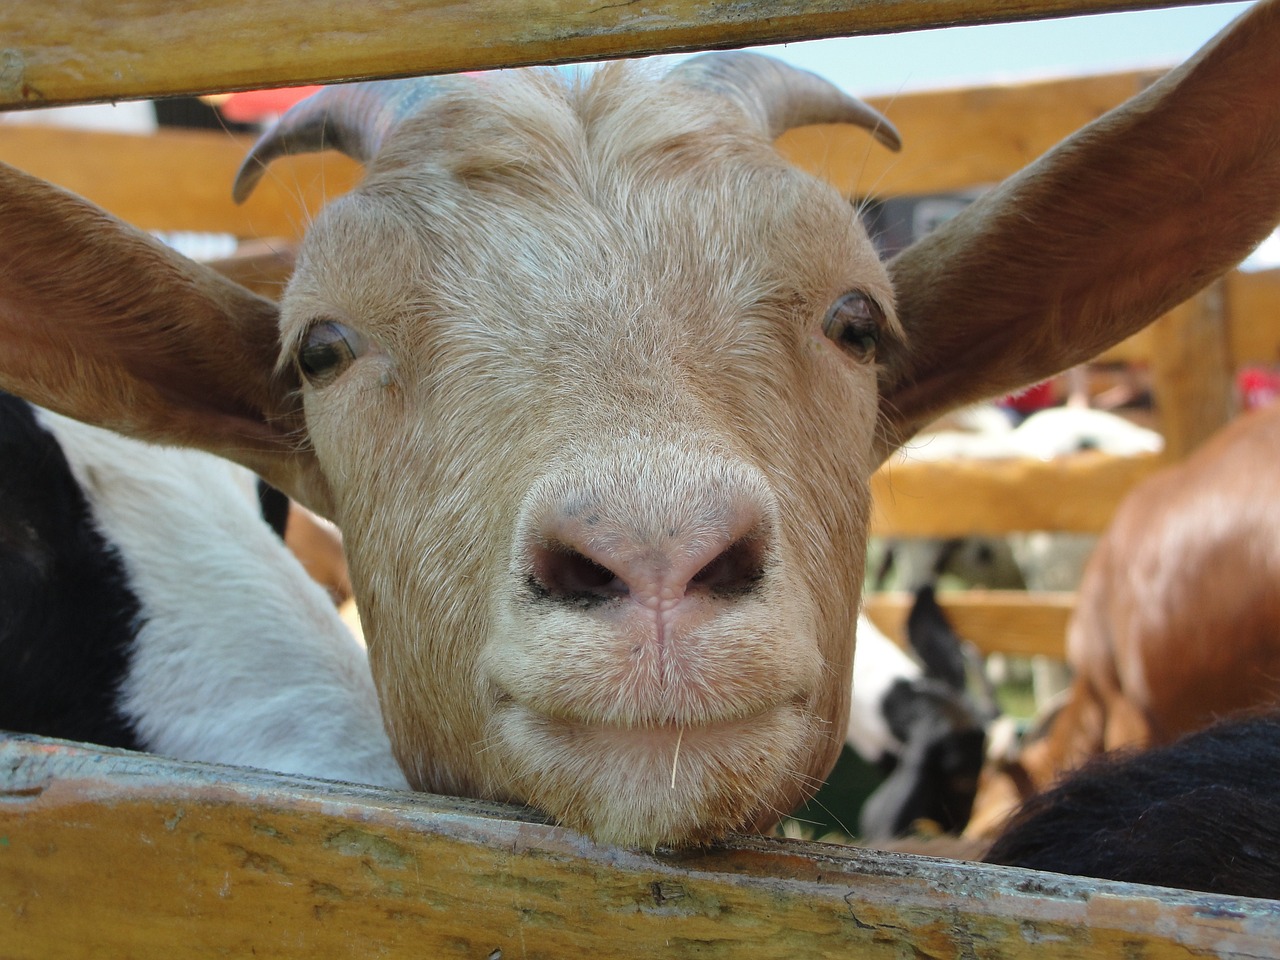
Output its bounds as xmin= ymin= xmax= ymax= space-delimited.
xmin=299 ymin=341 xmax=340 ymax=378
xmin=297 ymin=321 xmax=361 ymax=384
xmin=840 ymin=323 xmax=877 ymax=355
xmin=824 ymin=292 xmax=880 ymax=360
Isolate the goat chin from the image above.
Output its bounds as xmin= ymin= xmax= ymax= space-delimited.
xmin=488 ymin=703 xmax=821 ymax=847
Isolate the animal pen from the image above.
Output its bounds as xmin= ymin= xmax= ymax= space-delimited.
xmin=2 ymin=0 xmax=1280 ymax=956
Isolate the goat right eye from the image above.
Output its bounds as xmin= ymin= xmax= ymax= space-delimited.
xmin=297 ymin=321 xmax=367 ymax=386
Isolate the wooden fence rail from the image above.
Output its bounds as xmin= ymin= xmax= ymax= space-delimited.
xmin=4 ymin=733 xmax=1278 ymax=959
xmin=0 ymin=67 xmax=1175 ymax=237
xmin=0 ymin=0 xmax=1228 ymax=110
xmin=8 ymin=65 xmax=1275 ymax=246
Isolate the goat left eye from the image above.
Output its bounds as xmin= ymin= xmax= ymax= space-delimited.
xmin=823 ymin=291 xmax=882 ymax=362
xmin=297 ymin=321 xmax=368 ymax=387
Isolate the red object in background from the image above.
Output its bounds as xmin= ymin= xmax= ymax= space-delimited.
xmin=1238 ymin=367 xmax=1280 ymax=411
xmin=1000 ymin=380 xmax=1055 ymax=416
xmin=219 ymin=87 xmax=321 ymax=124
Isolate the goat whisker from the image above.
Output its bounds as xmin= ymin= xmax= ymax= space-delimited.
xmin=670 ymin=726 xmax=684 ymax=790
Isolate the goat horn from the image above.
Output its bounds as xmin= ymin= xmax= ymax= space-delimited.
xmin=666 ymin=51 xmax=901 ymax=152
xmin=232 ymin=78 xmax=452 ymax=203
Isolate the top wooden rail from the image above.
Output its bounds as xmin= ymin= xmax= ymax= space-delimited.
xmin=0 ymin=66 xmax=1165 ymax=241
xmin=0 ymin=0 xmax=1233 ymax=109
xmin=4 ymin=732 xmax=1279 ymax=959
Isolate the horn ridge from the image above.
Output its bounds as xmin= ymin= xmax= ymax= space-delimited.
xmin=666 ymin=51 xmax=901 ymax=151
xmin=232 ymin=78 xmax=452 ymax=204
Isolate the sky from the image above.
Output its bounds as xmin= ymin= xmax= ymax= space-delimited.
xmin=744 ymin=2 xmax=1253 ymax=96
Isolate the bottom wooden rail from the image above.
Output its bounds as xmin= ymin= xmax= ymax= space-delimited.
xmin=2 ymin=734 xmax=1277 ymax=959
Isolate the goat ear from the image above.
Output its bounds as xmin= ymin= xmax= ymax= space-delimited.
xmin=905 ymin=585 xmax=968 ymax=691
xmin=878 ymin=0 xmax=1280 ymax=452
xmin=0 ymin=162 xmax=330 ymax=514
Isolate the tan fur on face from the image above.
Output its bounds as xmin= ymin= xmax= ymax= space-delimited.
xmin=281 ymin=64 xmax=892 ymax=846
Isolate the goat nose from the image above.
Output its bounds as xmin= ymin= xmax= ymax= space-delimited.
xmin=525 ymin=499 xmax=772 ymax=609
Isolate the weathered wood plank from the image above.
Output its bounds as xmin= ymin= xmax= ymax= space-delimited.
xmin=870 ymin=450 xmax=1163 ymax=537
xmin=864 ymin=589 xmax=1075 ymax=658
xmin=1149 ymin=283 xmax=1238 ymax=459
xmin=0 ymin=124 xmax=358 ymax=239
xmin=13 ymin=70 xmax=1280 ymax=268
xmin=3 ymin=733 xmax=1278 ymax=958
xmin=0 ymin=0 xmax=1227 ymax=109
xmin=0 ymin=69 xmax=1160 ymax=236
xmin=1226 ymin=267 xmax=1280 ymax=366
xmin=779 ymin=69 xmax=1160 ymax=199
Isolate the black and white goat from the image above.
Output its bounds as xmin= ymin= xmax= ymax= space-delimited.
xmin=849 ymin=587 xmax=995 ymax=840
xmin=0 ymin=390 xmax=406 ymax=788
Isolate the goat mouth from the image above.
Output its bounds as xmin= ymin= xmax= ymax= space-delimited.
xmin=487 ymin=697 xmax=818 ymax=847
xmin=489 ymin=695 xmax=810 ymax=771
xmin=490 ymin=686 xmax=803 ymax=738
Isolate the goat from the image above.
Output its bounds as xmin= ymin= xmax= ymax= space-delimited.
xmin=850 ymin=588 xmax=994 ymax=840
xmin=966 ymin=398 xmax=1280 ymax=839
xmin=3 ymin=1 xmax=1280 ymax=848
xmin=0 ymin=390 xmax=407 ymax=788
xmin=984 ymin=712 xmax=1280 ymax=900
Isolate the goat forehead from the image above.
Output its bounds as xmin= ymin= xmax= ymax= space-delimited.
xmin=290 ymin=143 xmax=886 ymax=351
xmin=282 ymin=66 xmax=891 ymax=470
xmin=286 ymin=62 xmax=889 ymax=313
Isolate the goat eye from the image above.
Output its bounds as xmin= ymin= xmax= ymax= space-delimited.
xmin=823 ymin=291 xmax=882 ymax=362
xmin=297 ymin=321 xmax=367 ymax=386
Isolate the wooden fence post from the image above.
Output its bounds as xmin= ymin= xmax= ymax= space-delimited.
xmin=1149 ymin=281 xmax=1237 ymax=460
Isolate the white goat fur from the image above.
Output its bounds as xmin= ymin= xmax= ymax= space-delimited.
xmin=33 ymin=408 xmax=407 ymax=788
xmin=847 ymin=616 xmax=920 ymax=763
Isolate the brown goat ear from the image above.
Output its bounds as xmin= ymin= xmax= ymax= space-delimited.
xmin=0 ymin=162 xmax=330 ymax=514
xmin=878 ymin=0 xmax=1280 ymax=454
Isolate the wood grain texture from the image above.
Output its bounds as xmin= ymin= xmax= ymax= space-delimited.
xmin=1149 ymin=284 xmax=1238 ymax=459
xmin=864 ymin=590 xmax=1075 ymax=658
xmin=0 ymin=124 xmax=359 ymax=239
xmin=3 ymin=733 xmax=1278 ymax=959
xmin=0 ymin=0 xmax=1224 ymax=109
xmin=870 ymin=450 xmax=1163 ymax=537
xmin=780 ymin=70 xmax=1160 ymax=198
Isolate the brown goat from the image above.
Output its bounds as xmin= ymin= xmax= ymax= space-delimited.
xmin=967 ymin=400 xmax=1280 ymax=839
xmin=3 ymin=3 xmax=1280 ymax=848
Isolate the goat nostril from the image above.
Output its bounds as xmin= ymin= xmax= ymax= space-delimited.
xmin=530 ymin=542 xmax=628 ymax=602
xmin=690 ymin=535 xmax=767 ymax=597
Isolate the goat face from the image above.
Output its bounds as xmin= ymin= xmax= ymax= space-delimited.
xmin=270 ymin=63 xmax=895 ymax=844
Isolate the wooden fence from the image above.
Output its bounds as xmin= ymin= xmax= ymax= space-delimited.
xmin=5 ymin=733 xmax=1279 ymax=958
xmin=3 ymin=1 xmax=1280 ymax=955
